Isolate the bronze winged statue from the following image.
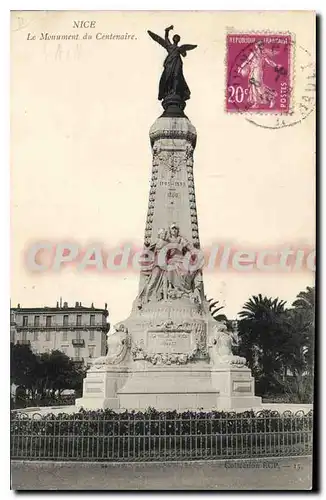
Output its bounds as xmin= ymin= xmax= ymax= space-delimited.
xmin=148 ymin=26 xmax=197 ymax=103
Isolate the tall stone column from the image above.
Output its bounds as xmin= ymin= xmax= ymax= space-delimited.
xmin=144 ymin=117 xmax=199 ymax=248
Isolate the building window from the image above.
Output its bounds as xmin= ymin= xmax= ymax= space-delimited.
xmin=62 ymin=331 xmax=68 ymax=341
xmin=74 ymin=347 xmax=81 ymax=359
xmin=22 ymin=331 xmax=27 ymax=341
xmin=23 ymin=316 xmax=28 ymax=327
xmin=90 ymin=314 xmax=95 ymax=326
xmin=34 ymin=316 xmax=40 ymax=327
xmin=76 ymin=330 xmax=81 ymax=341
xmin=45 ymin=331 xmax=51 ymax=341
xmin=89 ymin=346 xmax=95 ymax=358
xmin=63 ymin=315 xmax=68 ymax=327
xmin=33 ymin=331 xmax=39 ymax=341
xmin=76 ymin=315 xmax=82 ymax=326
xmin=89 ymin=330 xmax=95 ymax=341
xmin=46 ymin=316 xmax=52 ymax=327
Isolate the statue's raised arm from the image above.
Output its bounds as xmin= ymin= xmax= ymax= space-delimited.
xmin=147 ymin=25 xmax=197 ymax=116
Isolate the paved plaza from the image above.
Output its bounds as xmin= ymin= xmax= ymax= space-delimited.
xmin=11 ymin=456 xmax=312 ymax=490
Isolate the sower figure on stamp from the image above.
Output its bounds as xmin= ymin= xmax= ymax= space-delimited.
xmin=147 ymin=26 xmax=197 ymax=103
xmin=238 ymin=40 xmax=285 ymax=109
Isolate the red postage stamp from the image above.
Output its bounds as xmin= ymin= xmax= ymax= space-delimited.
xmin=226 ymin=33 xmax=292 ymax=113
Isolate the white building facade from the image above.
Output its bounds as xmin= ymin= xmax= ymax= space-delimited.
xmin=11 ymin=301 xmax=109 ymax=365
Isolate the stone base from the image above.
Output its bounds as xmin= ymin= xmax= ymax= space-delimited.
xmin=211 ymin=365 xmax=262 ymax=410
xmin=75 ymin=365 xmax=128 ymax=411
xmin=76 ymin=361 xmax=262 ymax=412
xmin=117 ymin=366 xmax=220 ymax=411
xmin=117 ymin=364 xmax=262 ymax=411
xmin=75 ymin=396 xmax=120 ymax=410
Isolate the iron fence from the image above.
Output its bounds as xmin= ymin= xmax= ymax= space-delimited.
xmin=11 ymin=409 xmax=313 ymax=462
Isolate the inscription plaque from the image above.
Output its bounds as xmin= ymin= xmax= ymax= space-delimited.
xmin=85 ymin=387 xmax=103 ymax=394
xmin=232 ymin=381 xmax=252 ymax=393
xmin=147 ymin=330 xmax=191 ymax=354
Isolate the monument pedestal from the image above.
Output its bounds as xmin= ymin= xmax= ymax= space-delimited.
xmin=116 ymin=364 xmax=261 ymax=411
xmin=117 ymin=365 xmax=220 ymax=411
xmin=76 ymin=363 xmax=262 ymax=411
xmin=211 ymin=366 xmax=262 ymax=410
xmin=76 ymin=365 xmax=129 ymax=410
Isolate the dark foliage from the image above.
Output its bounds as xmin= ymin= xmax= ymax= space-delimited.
xmin=237 ymin=287 xmax=315 ymax=402
xmin=11 ymin=343 xmax=86 ymax=406
xmin=10 ymin=408 xmax=313 ymax=461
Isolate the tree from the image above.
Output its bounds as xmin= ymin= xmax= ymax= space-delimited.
xmin=10 ymin=344 xmax=86 ymax=405
xmin=49 ymin=350 xmax=85 ymax=395
xmin=36 ymin=350 xmax=85 ymax=399
xmin=207 ymin=298 xmax=228 ymax=322
xmin=291 ymin=286 xmax=315 ymax=371
xmin=292 ymin=285 xmax=315 ymax=313
xmin=279 ymin=286 xmax=315 ymax=402
xmin=237 ymin=294 xmax=289 ymax=395
xmin=237 ymin=287 xmax=315 ymax=402
xmin=10 ymin=343 xmax=39 ymax=397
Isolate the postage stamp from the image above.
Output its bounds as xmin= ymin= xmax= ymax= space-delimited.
xmin=226 ymin=33 xmax=292 ymax=113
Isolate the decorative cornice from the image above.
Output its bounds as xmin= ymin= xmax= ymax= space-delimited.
xmin=149 ymin=129 xmax=197 ymax=148
xmin=16 ymin=325 xmax=109 ymax=332
xmin=11 ymin=307 xmax=108 ymax=315
xmin=131 ymin=342 xmax=201 ymax=365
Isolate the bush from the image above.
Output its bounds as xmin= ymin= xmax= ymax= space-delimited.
xmin=10 ymin=407 xmax=313 ymax=461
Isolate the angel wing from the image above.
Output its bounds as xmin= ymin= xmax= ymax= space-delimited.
xmin=147 ymin=30 xmax=168 ymax=49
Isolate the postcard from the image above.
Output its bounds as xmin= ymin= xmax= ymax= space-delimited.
xmin=11 ymin=11 xmax=315 ymax=490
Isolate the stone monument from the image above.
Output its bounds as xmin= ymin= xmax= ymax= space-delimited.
xmin=76 ymin=26 xmax=262 ymax=411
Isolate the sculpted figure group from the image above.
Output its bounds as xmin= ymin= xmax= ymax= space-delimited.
xmin=137 ymin=223 xmax=204 ymax=308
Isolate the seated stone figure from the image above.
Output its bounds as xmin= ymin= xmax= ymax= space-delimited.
xmin=92 ymin=323 xmax=129 ymax=366
xmin=208 ymin=321 xmax=246 ymax=367
xmin=137 ymin=228 xmax=169 ymax=308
